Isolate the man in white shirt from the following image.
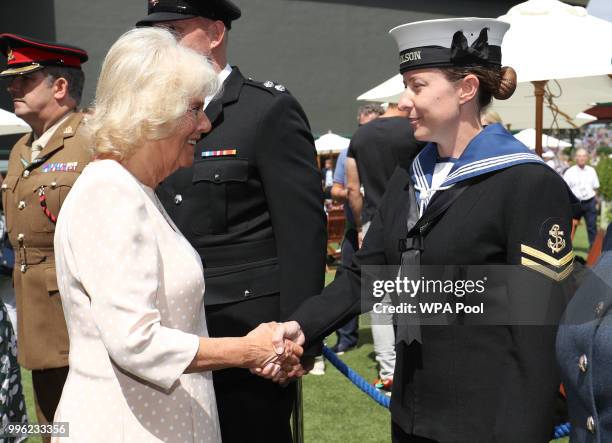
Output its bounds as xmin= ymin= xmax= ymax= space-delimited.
xmin=563 ymin=148 xmax=600 ymax=248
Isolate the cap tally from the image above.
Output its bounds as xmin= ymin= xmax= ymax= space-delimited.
xmin=389 ymin=18 xmax=510 ymax=74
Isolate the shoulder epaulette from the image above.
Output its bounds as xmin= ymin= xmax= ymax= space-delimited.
xmin=245 ymin=77 xmax=289 ymax=95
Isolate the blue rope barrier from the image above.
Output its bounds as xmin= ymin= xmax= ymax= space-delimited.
xmin=322 ymin=346 xmax=390 ymax=409
xmin=322 ymin=346 xmax=572 ymax=439
xmin=553 ymin=422 xmax=570 ymax=439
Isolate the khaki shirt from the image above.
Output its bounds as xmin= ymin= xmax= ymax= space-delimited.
xmin=1 ymin=112 xmax=92 ymax=369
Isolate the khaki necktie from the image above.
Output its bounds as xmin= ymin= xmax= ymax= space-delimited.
xmin=31 ymin=140 xmax=43 ymax=162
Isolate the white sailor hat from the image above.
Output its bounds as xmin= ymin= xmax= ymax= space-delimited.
xmin=389 ymin=18 xmax=510 ymax=74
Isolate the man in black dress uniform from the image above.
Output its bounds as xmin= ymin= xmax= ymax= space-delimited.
xmin=136 ymin=2 xmax=326 ymax=442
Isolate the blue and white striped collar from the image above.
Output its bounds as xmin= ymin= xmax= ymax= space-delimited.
xmin=410 ymin=123 xmax=543 ymax=214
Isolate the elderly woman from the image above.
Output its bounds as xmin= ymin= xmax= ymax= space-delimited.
xmin=52 ymin=28 xmax=300 ymax=443
xmin=267 ymin=17 xmax=575 ymax=442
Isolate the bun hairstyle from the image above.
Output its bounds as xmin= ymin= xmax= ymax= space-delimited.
xmin=441 ymin=65 xmax=517 ymax=109
xmin=494 ymin=66 xmax=517 ymax=100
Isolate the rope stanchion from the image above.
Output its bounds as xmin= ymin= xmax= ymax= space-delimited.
xmin=322 ymin=345 xmax=571 ymax=439
xmin=322 ymin=346 xmax=390 ymax=409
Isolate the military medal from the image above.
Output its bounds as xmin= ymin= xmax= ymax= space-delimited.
xmin=201 ymin=149 xmax=237 ymax=158
xmin=41 ymin=162 xmax=78 ymax=173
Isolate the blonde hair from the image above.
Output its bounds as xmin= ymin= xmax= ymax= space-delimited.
xmin=87 ymin=27 xmax=219 ymax=159
xmin=481 ymin=109 xmax=503 ymax=125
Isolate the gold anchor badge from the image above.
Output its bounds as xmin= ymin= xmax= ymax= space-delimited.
xmin=547 ymin=224 xmax=566 ymax=254
xmin=7 ymin=49 xmax=14 ymax=62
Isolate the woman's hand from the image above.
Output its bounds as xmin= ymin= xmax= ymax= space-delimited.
xmin=185 ymin=323 xmax=303 ymax=374
xmin=243 ymin=322 xmax=304 ymax=374
xmin=248 ymin=321 xmax=309 ymax=383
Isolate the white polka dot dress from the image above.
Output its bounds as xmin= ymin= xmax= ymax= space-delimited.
xmin=52 ymin=160 xmax=221 ymax=443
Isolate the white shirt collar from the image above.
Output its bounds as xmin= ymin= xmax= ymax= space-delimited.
xmin=204 ymin=64 xmax=232 ymax=109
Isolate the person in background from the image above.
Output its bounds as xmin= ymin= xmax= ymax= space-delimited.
xmin=327 ymin=105 xmax=387 ymax=357
xmin=0 ymin=33 xmax=92 ymax=437
xmin=329 ymin=146 xmax=360 ymax=355
xmin=480 ymin=108 xmax=502 ymax=126
xmin=0 ymin=194 xmax=17 ymax=333
xmin=345 ymin=101 xmax=422 ymax=393
xmin=0 ymin=298 xmax=27 ymax=441
xmin=563 ymin=147 xmax=600 ymax=249
xmin=136 ymin=1 xmax=326 ymax=441
xmin=544 ymin=146 xmax=569 ymax=176
xmin=322 ymin=157 xmax=334 ymax=199
xmin=358 ymin=103 xmax=384 ymax=126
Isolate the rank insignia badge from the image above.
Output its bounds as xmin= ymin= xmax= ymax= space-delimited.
xmin=7 ymin=49 xmax=13 ymax=62
xmin=201 ymin=149 xmax=238 ymax=158
xmin=520 ymin=220 xmax=573 ymax=281
xmin=547 ymin=224 xmax=566 ymax=254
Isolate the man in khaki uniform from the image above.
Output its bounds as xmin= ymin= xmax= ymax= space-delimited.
xmin=0 ymin=34 xmax=91 ymax=432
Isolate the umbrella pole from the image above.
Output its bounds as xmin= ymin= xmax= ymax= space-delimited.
xmin=532 ymin=80 xmax=548 ymax=158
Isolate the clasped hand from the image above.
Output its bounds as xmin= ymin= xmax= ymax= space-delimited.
xmin=245 ymin=321 xmax=308 ymax=384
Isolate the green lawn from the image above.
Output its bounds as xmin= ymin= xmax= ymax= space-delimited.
xmin=573 ymin=222 xmax=589 ymax=260
xmin=20 ymin=368 xmax=41 ymax=443
xmin=19 ymin=226 xmax=588 ymax=442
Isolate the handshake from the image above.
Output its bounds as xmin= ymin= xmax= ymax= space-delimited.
xmin=244 ymin=321 xmax=310 ymax=384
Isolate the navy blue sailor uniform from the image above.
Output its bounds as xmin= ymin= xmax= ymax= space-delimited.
xmin=287 ymin=123 xmax=576 ymax=442
xmin=157 ymin=66 xmax=326 ymax=442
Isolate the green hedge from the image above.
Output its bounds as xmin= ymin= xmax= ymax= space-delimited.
xmin=597 ymin=156 xmax=612 ymax=200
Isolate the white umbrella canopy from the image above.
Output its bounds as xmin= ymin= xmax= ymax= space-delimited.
xmin=0 ymin=108 xmax=30 ymax=136
xmin=498 ymin=0 xmax=612 ymax=154
xmin=513 ymin=128 xmax=571 ymax=150
xmin=357 ymin=75 xmax=403 ymax=103
xmin=499 ymin=0 xmax=612 ymax=82
xmin=490 ymin=75 xmax=612 ymax=130
xmin=314 ymin=131 xmax=350 ymax=154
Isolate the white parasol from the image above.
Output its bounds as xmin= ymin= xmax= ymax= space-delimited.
xmin=314 ymin=131 xmax=350 ymax=154
xmin=499 ymin=0 xmax=612 ymax=154
xmin=357 ymin=75 xmax=403 ymax=104
xmin=513 ymin=128 xmax=571 ymax=151
xmin=0 ymin=108 xmax=30 ymax=136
